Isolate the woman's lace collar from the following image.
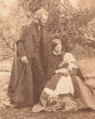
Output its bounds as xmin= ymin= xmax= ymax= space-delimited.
xmin=53 ymin=51 xmax=61 ymax=55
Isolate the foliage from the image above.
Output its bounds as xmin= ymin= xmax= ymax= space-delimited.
xmin=18 ymin=0 xmax=95 ymax=59
xmin=0 ymin=0 xmax=95 ymax=60
xmin=0 ymin=1 xmax=29 ymax=60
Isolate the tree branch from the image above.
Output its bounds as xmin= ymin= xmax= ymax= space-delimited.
xmin=0 ymin=33 xmax=15 ymax=51
xmin=60 ymin=3 xmax=73 ymax=16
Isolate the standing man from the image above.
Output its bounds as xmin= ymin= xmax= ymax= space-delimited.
xmin=7 ymin=8 xmax=48 ymax=107
xmin=32 ymin=8 xmax=49 ymax=104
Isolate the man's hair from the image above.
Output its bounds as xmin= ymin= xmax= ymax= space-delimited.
xmin=36 ymin=7 xmax=48 ymax=19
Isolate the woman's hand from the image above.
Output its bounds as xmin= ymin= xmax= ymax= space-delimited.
xmin=21 ymin=56 xmax=29 ymax=65
xmin=55 ymin=68 xmax=69 ymax=74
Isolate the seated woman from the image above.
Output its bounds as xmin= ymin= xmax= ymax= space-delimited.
xmin=32 ymin=39 xmax=78 ymax=112
xmin=33 ymin=39 xmax=95 ymax=112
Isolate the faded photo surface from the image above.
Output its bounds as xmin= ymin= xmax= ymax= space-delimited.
xmin=0 ymin=0 xmax=95 ymax=119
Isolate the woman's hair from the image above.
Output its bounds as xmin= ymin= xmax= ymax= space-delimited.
xmin=51 ymin=39 xmax=61 ymax=50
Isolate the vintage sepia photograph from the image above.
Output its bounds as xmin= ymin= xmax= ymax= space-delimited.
xmin=0 ymin=0 xmax=95 ymax=119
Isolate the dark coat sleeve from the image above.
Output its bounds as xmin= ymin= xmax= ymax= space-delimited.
xmin=8 ymin=23 xmax=35 ymax=107
xmin=16 ymin=26 xmax=28 ymax=58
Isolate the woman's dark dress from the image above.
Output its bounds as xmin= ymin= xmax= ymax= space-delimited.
xmin=33 ymin=52 xmax=95 ymax=112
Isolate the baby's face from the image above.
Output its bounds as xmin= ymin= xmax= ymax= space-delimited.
xmin=64 ymin=54 xmax=76 ymax=63
xmin=65 ymin=55 xmax=71 ymax=62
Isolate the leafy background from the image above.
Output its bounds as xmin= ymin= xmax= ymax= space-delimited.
xmin=0 ymin=0 xmax=95 ymax=60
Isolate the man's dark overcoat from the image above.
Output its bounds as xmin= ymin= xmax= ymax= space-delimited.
xmin=8 ymin=21 xmax=48 ymax=107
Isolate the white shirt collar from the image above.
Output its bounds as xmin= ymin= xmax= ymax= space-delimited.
xmin=36 ymin=20 xmax=41 ymax=31
xmin=53 ymin=51 xmax=61 ymax=55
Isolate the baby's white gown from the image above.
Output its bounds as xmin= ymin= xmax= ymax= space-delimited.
xmin=55 ymin=75 xmax=74 ymax=95
xmin=44 ymin=62 xmax=78 ymax=96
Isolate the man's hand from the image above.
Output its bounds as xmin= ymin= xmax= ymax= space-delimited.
xmin=21 ymin=56 xmax=29 ymax=65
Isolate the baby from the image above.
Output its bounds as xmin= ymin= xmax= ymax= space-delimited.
xmin=55 ymin=52 xmax=78 ymax=75
xmin=64 ymin=52 xmax=78 ymax=71
xmin=55 ymin=53 xmax=78 ymax=96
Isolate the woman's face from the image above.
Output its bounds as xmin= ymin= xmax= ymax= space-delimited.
xmin=54 ymin=44 xmax=62 ymax=54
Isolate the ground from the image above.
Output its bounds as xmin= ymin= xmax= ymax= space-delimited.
xmin=0 ymin=58 xmax=95 ymax=119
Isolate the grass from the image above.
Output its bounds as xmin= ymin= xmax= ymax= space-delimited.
xmin=0 ymin=58 xmax=95 ymax=119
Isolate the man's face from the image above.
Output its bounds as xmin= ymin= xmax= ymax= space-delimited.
xmin=40 ymin=16 xmax=48 ymax=26
xmin=35 ymin=8 xmax=48 ymax=25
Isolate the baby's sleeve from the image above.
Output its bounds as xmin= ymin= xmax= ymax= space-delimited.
xmin=68 ymin=63 xmax=78 ymax=71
